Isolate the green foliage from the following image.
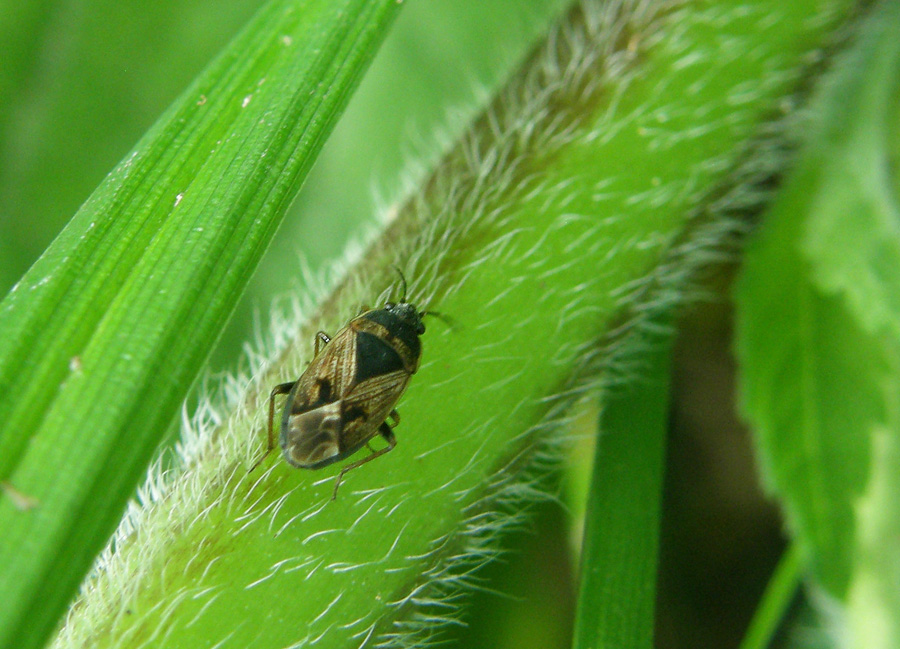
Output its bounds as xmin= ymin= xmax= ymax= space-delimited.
xmin=0 ymin=0 xmax=262 ymax=293
xmin=45 ymin=0 xmax=850 ymax=646
xmin=2 ymin=0 xmax=894 ymax=648
xmin=736 ymin=0 xmax=900 ymax=645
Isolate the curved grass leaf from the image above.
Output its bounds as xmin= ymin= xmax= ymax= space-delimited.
xmin=0 ymin=2 xmax=403 ymax=648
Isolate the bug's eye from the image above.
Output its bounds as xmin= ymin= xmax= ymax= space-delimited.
xmin=417 ymin=322 xmax=426 ymax=335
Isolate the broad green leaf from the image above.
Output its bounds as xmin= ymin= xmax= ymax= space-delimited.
xmin=46 ymin=1 xmax=858 ymax=647
xmin=572 ymin=329 xmax=671 ymax=649
xmin=0 ymin=2 xmax=402 ymax=648
xmin=801 ymin=1 xmax=900 ymax=339
xmin=737 ymin=180 xmax=887 ymax=596
xmin=737 ymin=1 xmax=900 ymax=644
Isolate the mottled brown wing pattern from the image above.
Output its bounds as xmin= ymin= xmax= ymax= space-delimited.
xmin=339 ymin=369 xmax=410 ymax=449
xmin=283 ymin=401 xmax=342 ymax=467
xmin=292 ymin=325 xmax=358 ymax=412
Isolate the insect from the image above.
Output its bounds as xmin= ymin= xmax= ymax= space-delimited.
xmin=250 ymin=272 xmax=431 ymax=499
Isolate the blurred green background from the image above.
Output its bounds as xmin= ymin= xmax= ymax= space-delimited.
xmin=0 ymin=2 xmax=785 ymax=647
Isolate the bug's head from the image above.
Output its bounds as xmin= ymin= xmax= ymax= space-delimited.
xmin=386 ymin=267 xmax=425 ymax=335
xmin=384 ymin=301 xmax=426 ymax=335
xmin=387 ymin=266 xmax=452 ymax=335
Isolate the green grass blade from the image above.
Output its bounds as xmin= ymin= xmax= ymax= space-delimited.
xmin=0 ymin=2 xmax=403 ymax=648
xmin=736 ymin=0 xmax=900 ymax=644
xmin=0 ymin=0 xmax=262 ymax=292
xmin=45 ymin=1 xmax=859 ymax=647
xmin=572 ymin=329 xmax=671 ymax=649
xmin=739 ymin=545 xmax=802 ymax=649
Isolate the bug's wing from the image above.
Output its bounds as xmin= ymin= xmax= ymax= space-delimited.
xmin=293 ymin=326 xmax=358 ymax=409
xmin=282 ymin=401 xmax=343 ymax=468
xmin=348 ymin=369 xmax=410 ymax=406
xmin=340 ymin=370 xmax=410 ymax=449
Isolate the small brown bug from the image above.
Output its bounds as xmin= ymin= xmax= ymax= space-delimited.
xmin=250 ymin=272 xmax=432 ymax=499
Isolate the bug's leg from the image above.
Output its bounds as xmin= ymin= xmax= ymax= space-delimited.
xmin=388 ymin=409 xmax=400 ymax=427
xmin=314 ymin=332 xmax=331 ymax=355
xmin=376 ymin=421 xmax=397 ymax=445
xmin=331 ymin=423 xmax=397 ymax=500
xmin=248 ymin=381 xmax=295 ymax=474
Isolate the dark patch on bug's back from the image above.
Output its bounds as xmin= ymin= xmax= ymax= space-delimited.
xmin=290 ymin=377 xmax=334 ymax=414
xmin=363 ymin=310 xmax=421 ymax=359
xmin=355 ymin=331 xmax=404 ymax=383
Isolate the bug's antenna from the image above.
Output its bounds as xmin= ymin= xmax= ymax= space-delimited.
xmin=421 ymin=310 xmax=456 ymax=330
xmin=392 ymin=265 xmax=408 ymax=303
